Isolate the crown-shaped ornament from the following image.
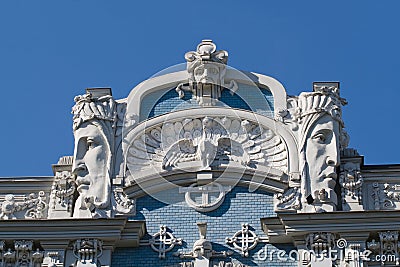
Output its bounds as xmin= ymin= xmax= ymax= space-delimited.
xmin=72 ymin=88 xmax=116 ymax=130
xmin=176 ymin=40 xmax=237 ymax=106
xmin=185 ymin=39 xmax=228 ymax=66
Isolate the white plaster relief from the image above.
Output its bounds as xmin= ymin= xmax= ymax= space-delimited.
xmin=225 ymin=224 xmax=259 ymax=257
xmin=71 ymin=88 xmax=134 ymax=218
xmin=148 ymin=225 xmax=182 ymax=259
xmin=339 ymin=242 xmax=364 ymax=267
xmin=49 ymin=169 xmax=76 ymax=218
xmin=16 ymin=240 xmax=44 ymax=267
xmin=302 ymin=232 xmax=336 ymax=267
xmin=126 ymin=116 xmax=288 ymax=176
xmin=0 ymin=191 xmax=48 ymax=220
xmin=371 ymin=182 xmax=398 ymax=210
xmin=367 ymin=231 xmax=400 ymax=265
xmin=175 ymin=39 xmax=238 ymax=106
xmin=179 ymin=182 xmax=231 ymax=212
xmin=174 ymin=222 xmax=232 ymax=267
xmin=0 ymin=240 xmax=44 ymax=267
xmin=275 ymin=108 xmax=289 ymax=122
xmin=178 ymin=262 xmax=194 ymax=267
xmin=42 ymin=251 xmax=64 ymax=267
xmin=305 ymin=232 xmax=335 ymax=254
xmin=111 ymin=188 xmax=135 ymax=215
xmin=339 ymin=162 xmax=363 ymax=210
xmin=284 ymin=82 xmax=348 ymax=213
xmin=72 ymin=91 xmax=116 ymax=219
xmin=275 ymin=187 xmax=301 ymax=211
xmin=383 ymin=183 xmax=400 ymax=202
xmin=73 ymin=239 xmax=103 ymax=267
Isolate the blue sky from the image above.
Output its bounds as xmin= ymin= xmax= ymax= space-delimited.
xmin=0 ymin=1 xmax=399 ymax=176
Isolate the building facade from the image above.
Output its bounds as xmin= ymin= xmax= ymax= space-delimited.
xmin=0 ymin=40 xmax=399 ymax=267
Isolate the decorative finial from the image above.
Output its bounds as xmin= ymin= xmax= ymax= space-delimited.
xmin=185 ymin=39 xmax=228 ymax=66
xmin=176 ymin=40 xmax=237 ymax=106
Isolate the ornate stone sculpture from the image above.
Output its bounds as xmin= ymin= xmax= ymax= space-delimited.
xmin=302 ymin=232 xmax=336 ymax=266
xmin=71 ymin=88 xmax=134 ymax=218
xmin=176 ymin=40 xmax=238 ymax=106
xmin=225 ymin=224 xmax=259 ymax=257
xmin=25 ymin=191 xmax=48 ymax=219
xmin=367 ymin=231 xmax=400 ymax=265
xmin=0 ymin=240 xmax=44 ymax=267
xmin=50 ymin=170 xmax=75 ymax=214
xmin=339 ymin=161 xmax=363 ymax=210
xmin=371 ymin=182 xmax=400 ymax=210
xmin=286 ymin=82 xmax=348 ymax=213
xmin=174 ymin=222 xmax=232 ymax=267
xmin=275 ymin=187 xmax=301 ymax=211
xmin=42 ymin=251 xmax=64 ymax=267
xmin=148 ymin=225 xmax=182 ymax=259
xmin=111 ymin=188 xmax=135 ymax=215
xmin=15 ymin=240 xmax=44 ymax=267
xmin=126 ymin=116 xmax=287 ymax=178
xmin=49 ymin=156 xmax=76 ymax=219
xmin=305 ymin=232 xmax=335 ymax=254
xmin=72 ymin=90 xmax=116 ymax=218
xmin=0 ymin=191 xmax=48 ymax=220
xmin=179 ymin=182 xmax=231 ymax=212
xmin=73 ymin=239 xmax=103 ymax=267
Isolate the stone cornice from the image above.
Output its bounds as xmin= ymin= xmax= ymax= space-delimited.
xmin=362 ymin=164 xmax=400 ymax=171
xmin=261 ymin=210 xmax=400 ymax=243
xmin=0 ymin=176 xmax=54 ymax=193
xmin=0 ymin=218 xmax=146 ymax=247
xmin=124 ymin=165 xmax=289 ymax=199
xmin=361 ymin=165 xmax=400 ymax=177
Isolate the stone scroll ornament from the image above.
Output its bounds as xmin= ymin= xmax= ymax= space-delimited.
xmin=176 ymin=39 xmax=238 ymax=106
xmin=71 ymin=90 xmax=134 ymax=218
xmin=279 ymin=83 xmax=349 ymax=213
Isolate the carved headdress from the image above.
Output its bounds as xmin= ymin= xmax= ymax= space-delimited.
xmin=294 ymin=83 xmax=348 ymax=150
xmin=291 ymin=83 xmax=349 ymax=211
xmin=71 ymin=89 xmax=117 ymax=218
xmin=295 ymin=84 xmax=346 ymax=126
xmin=72 ymin=90 xmax=117 ymax=131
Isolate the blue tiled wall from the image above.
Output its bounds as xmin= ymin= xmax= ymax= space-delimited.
xmin=111 ymin=186 xmax=296 ymax=267
xmin=140 ymin=84 xmax=274 ymax=121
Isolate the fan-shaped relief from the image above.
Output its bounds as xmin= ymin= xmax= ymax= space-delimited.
xmin=125 ymin=116 xmax=288 ymax=174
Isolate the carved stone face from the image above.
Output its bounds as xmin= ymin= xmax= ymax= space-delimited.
xmin=305 ymin=114 xmax=340 ymax=208
xmin=72 ymin=122 xmax=110 ymax=217
xmin=193 ymin=63 xmax=220 ymax=84
xmin=193 ymin=239 xmax=212 ymax=258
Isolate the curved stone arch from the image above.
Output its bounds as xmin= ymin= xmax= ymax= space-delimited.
xmin=124 ymin=167 xmax=288 ymax=200
xmin=125 ymin=69 xmax=287 ymax=123
xmin=122 ymin=107 xmax=299 ymax=182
